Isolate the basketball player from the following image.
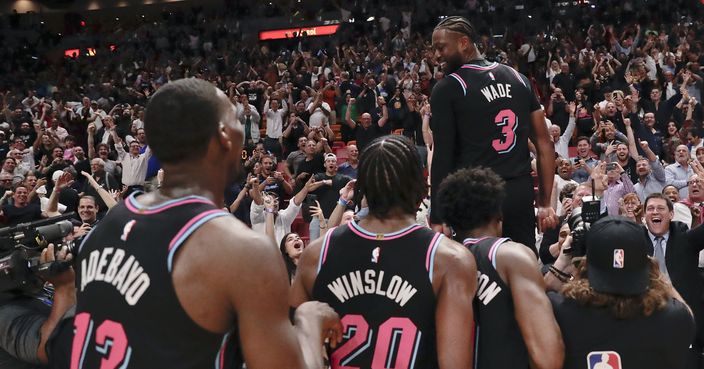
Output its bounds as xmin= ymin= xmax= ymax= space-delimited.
xmin=291 ymin=135 xmax=477 ymax=369
xmin=437 ymin=167 xmax=564 ymax=369
xmin=429 ymin=16 xmax=558 ymax=249
xmin=71 ymin=78 xmax=341 ymax=369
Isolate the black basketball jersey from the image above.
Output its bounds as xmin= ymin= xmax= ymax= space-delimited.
xmin=313 ymin=221 xmax=442 ymax=369
xmin=445 ymin=62 xmax=541 ymax=180
xmin=550 ymin=293 xmax=694 ymax=369
xmin=463 ymin=237 xmax=529 ymax=369
xmin=72 ymin=193 xmax=242 ymax=369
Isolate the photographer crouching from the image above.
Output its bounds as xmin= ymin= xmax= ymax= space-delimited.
xmin=0 ymin=243 xmax=74 ymax=368
xmin=546 ymin=216 xmax=696 ymax=369
xmin=0 ymin=215 xmax=79 ymax=369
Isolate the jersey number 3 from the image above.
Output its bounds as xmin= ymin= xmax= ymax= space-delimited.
xmin=492 ymin=109 xmax=518 ymax=154
xmin=70 ymin=312 xmax=132 ymax=369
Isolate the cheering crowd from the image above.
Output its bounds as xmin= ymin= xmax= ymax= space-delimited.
xmin=0 ymin=0 xmax=703 ymax=368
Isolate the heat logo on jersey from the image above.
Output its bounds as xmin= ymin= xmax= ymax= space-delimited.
xmin=587 ymin=351 xmax=621 ymax=369
xmin=371 ymin=247 xmax=380 ymax=263
xmin=121 ymin=220 xmax=137 ymax=241
xmin=613 ymin=249 xmax=624 ymax=269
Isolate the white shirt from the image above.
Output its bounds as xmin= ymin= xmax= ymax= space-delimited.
xmin=48 ymin=126 xmax=69 ymax=142
xmin=115 ymin=143 xmax=151 ymax=186
xmin=307 ymin=101 xmax=330 ymax=128
xmin=554 ymin=117 xmax=576 ymax=159
xmin=264 ymin=100 xmax=287 ymax=139
xmin=250 ymin=200 xmax=302 ymax=244
xmin=690 ymin=140 xmax=704 ymax=159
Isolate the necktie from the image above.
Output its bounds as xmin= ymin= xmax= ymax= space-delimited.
xmin=654 ymin=237 xmax=669 ymax=279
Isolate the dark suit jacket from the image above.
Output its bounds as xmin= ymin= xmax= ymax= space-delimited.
xmin=645 ymin=221 xmax=704 ymax=346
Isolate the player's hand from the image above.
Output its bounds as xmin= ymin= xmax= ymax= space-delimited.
xmin=295 ymin=301 xmax=343 ymax=348
xmin=536 ymin=206 xmax=558 ymax=232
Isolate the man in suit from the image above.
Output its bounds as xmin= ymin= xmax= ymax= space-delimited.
xmin=644 ymin=192 xmax=704 ymax=367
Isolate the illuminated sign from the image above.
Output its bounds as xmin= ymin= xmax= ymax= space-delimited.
xmin=64 ymin=49 xmax=80 ymax=57
xmin=259 ymin=24 xmax=340 ymax=41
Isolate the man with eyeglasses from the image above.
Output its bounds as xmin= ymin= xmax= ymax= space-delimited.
xmin=643 ymin=192 xmax=704 ymax=367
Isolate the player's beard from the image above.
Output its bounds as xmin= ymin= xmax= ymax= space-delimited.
xmin=443 ymin=52 xmax=464 ymax=74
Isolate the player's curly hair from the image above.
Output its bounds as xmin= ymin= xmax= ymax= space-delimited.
xmin=355 ymin=135 xmax=426 ymax=219
xmin=437 ymin=167 xmax=505 ymax=232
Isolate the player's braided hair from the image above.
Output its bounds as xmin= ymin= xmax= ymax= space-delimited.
xmin=355 ymin=135 xmax=426 ymax=219
xmin=434 ymin=16 xmax=477 ymax=41
xmin=437 ymin=167 xmax=505 ymax=233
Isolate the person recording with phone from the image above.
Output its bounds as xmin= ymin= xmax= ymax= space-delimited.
xmin=306 ymin=153 xmax=351 ymax=241
xmin=589 ymin=120 xmax=627 ymax=161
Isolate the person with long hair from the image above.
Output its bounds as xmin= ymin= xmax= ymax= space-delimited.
xmin=546 ymin=216 xmax=695 ymax=369
xmin=619 ymin=193 xmax=643 ymax=224
xmin=280 ymin=232 xmax=305 ymax=282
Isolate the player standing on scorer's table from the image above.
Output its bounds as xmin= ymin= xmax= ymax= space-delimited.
xmin=429 ymin=16 xmax=558 ymax=248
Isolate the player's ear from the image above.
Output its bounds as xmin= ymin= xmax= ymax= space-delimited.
xmin=459 ymin=35 xmax=471 ymax=52
xmin=217 ymin=121 xmax=233 ymax=151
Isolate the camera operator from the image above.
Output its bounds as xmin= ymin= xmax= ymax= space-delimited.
xmin=0 ymin=243 xmax=75 ymax=368
xmin=546 ymin=216 xmax=695 ymax=369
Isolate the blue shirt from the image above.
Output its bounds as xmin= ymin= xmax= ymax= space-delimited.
xmin=338 ymin=162 xmax=358 ymax=179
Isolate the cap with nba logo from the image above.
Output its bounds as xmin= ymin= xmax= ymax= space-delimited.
xmin=585 ymin=216 xmax=650 ymax=296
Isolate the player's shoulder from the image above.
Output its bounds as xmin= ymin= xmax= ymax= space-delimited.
xmin=494 ymin=240 xmax=540 ymax=273
xmin=432 ymin=72 xmax=465 ymax=96
xmin=434 ymin=235 xmax=476 ymax=271
xmin=189 ymin=214 xmax=280 ymax=263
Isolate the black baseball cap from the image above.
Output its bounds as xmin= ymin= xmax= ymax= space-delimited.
xmin=586 ymin=216 xmax=650 ymax=296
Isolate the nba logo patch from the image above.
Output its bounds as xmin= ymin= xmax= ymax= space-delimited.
xmin=613 ymin=249 xmax=624 ymax=269
xmin=121 ymin=220 xmax=137 ymax=241
xmin=371 ymin=247 xmax=380 ymax=263
xmin=489 ymin=72 xmax=496 ymax=80
xmin=587 ymin=351 xmax=621 ymax=369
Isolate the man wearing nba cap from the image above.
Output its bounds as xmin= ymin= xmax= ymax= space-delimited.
xmin=548 ymin=216 xmax=694 ymax=369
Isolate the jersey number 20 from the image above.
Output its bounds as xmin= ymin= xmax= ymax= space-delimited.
xmin=71 ymin=312 xmax=131 ymax=369
xmin=332 ymin=314 xmax=421 ymax=369
xmin=492 ymin=109 xmax=518 ymax=154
